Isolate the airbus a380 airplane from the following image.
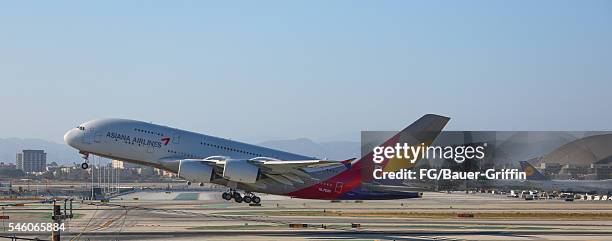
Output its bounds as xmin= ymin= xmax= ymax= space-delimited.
xmin=64 ymin=114 xmax=449 ymax=203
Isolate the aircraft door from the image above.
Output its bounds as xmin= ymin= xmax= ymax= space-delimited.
xmin=94 ymin=130 xmax=103 ymax=143
xmin=173 ymin=132 xmax=181 ymax=144
xmin=335 ymin=182 xmax=343 ymax=193
xmin=82 ymin=128 xmax=94 ymax=144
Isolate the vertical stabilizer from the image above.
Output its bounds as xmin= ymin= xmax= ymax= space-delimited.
xmin=356 ymin=114 xmax=450 ymax=182
xmin=519 ymin=160 xmax=549 ymax=180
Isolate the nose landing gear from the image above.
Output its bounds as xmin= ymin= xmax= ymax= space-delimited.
xmin=80 ymin=152 xmax=90 ymax=169
xmin=221 ymin=190 xmax=261 ymax=204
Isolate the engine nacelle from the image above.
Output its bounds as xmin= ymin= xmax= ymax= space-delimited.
xmin=178 ymin=160 xmax=214 ymax=183
xmin=223 ymin=159 xmax=260 ymax=183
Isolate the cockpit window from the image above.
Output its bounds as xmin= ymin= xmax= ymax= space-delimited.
xmin=77 ymin=126 xmax=85 ymax=131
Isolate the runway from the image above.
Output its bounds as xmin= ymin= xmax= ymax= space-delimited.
xmin=2 ymin=190 xmax=612 ymax=240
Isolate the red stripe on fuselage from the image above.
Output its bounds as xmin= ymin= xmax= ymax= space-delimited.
xmin=286 ymin=164 xmax=362 ymax=199
xmin=287 ymin=133 xmax=402 ymax=199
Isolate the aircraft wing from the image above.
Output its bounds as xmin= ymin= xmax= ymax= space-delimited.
xmin=249 ymin=158 xmax=351 ymax=173
xmin=251 ymin=158 xmax=351 ymax=185
xmin=185 ymin=156 xmax=353 ymax=186
xmin=172 ymin=156 xmax=355 ymax=185
xmin=200 ymin=156 xmax=349 ymax=170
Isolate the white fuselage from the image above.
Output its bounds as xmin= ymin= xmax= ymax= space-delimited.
xmin=64 ymin=118 xmax=313 ymax=172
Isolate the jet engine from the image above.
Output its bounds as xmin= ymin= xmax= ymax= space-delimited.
xmin=223 ymin=159 xmax=260 ymax=183
xmin=178 ymin=160 xmax=214 ymax=183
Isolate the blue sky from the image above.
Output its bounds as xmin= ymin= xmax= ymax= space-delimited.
xmin=1 ymin=1 xmax=611 ymax=143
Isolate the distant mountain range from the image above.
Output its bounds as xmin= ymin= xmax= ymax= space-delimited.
xmin=0 ymin=137 xmax=360 ymax=165
xmin=258 ymin=138 xmax=360 ymax=160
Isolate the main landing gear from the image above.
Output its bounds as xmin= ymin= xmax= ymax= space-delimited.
xmin=80 ymin=152 xmax=90 ymax=169
xmin=222 ymin=190 xmax=261 ymax=204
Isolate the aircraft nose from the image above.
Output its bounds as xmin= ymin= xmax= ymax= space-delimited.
xmin=64 ymin=128 xmax=79 ymax=148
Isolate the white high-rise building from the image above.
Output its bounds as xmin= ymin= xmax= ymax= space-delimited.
xmin=16 ymin=150 xmax=46 ymax=173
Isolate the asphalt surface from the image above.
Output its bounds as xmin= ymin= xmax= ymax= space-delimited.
xmin=2 ymin=190 xmax=612 ymax=240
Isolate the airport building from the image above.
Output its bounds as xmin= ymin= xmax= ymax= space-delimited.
xmin=533 ymin=134 xmax=612 ymax=180
xmin=154 ymin=168 xmax=178 ymax=178
xmin=16 ymin=150 xmax=47 ymax=173
xmin=593 ymin=163 xmax=612 ymax=179
xmin=0 ymin=162 xmax=16 ymax=169
xmin=540 ymin=162 xmax=563 ymax=177
xmin=111 ymin=160 xmax=140 ymax=169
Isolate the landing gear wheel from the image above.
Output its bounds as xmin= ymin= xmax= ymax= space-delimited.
xmin=222 ymin=192 xmax=232 ymax=200
xmin=243 ymin=196 xmax=252 ymax=203
xmin=252 ymin=196 xmax=261 ymax=204
xmin=81 ymin=163 xmax=89 ymax=169
xmin=233 ymin=192 xmax=242 ymax=200
xmin=234 ymin=196 xmax=243 ymax=203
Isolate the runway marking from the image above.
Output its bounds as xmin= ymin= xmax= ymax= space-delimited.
xmin=91 ymin=210 xmax=128 ymax=231
xmin=88 ymin=202 xmax=360 ymax=232
xmin=173 ymin=193 xmax=201 ymax=200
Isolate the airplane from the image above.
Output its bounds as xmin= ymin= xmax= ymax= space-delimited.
xmin=519 ymin=161 xmax=612 ymax=194
xmin=64 ymin=114 xmax=449 ymax=203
